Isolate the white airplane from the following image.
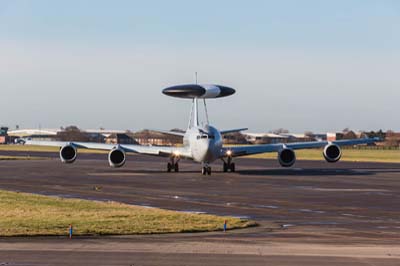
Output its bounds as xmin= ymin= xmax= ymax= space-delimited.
xmin=25 ymin=84 xmax=380 ymax=175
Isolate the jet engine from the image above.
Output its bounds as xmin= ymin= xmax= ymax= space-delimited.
xmin=59 ymin=144 xmax=77 ymax=164
xmin=278 ymin=148 xmax=296 ymax=167
xmin=108 ymin=147 xmax=126 ymax=168
xmin=323 ymin=144 xmax=342 ymax=163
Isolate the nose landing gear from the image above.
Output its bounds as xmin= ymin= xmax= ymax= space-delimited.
xmin=201 ymin=163 xmax=212 ymax=175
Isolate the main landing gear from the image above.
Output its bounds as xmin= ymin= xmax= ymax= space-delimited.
xmin=222 ymin=157 xmax=235 ymax=172
xmin=167 ymin=156 xmax=180 ymax=172
xmin=201 ymin=164 xmax=212 ymax=175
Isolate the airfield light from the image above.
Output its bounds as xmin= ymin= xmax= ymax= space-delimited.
xmin=173 ymin=151 xmax=181 ymax=157
xmin=226 ymin=150 xmax=232 ymax=156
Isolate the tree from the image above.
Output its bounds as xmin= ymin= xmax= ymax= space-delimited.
xmin=365 ymin=130 xmax=386 ymax=140
xmin=272 ymin=128 xmax=289 ymax=134
xmin=57 ymin=126 xmax=90 ymax=142
xmin=304 ymin=131 xmax=314 ymax=137
xmin=385 ymin=130 xmax=400 ymax=147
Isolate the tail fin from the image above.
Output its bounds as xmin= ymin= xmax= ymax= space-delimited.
xmin=188 ymin=98 xmax=199 ymax=129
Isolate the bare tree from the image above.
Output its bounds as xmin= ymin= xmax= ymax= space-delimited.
xmin=272 ymin=128 xmax=289 ymax=135
xmin=57 ymin=126 xmax=90 ymax=142
xmin=304 ymin=131 xmax=313 ymax=137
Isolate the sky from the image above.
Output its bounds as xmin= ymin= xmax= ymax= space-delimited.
xmin=0 ymin=0 xmax=399 ymax=133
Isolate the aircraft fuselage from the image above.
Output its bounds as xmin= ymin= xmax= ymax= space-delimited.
xmin=184 ymin=126 xmax=223 ymax=163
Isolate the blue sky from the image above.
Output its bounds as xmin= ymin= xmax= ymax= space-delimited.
xmin=0 ymin=0 xmax=399 ymax=132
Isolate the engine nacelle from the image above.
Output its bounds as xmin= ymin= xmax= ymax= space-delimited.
xmin=59 ymin=144 xmax=77 ymax=164
xmin=278 ymin=148 xmax=296 ymax=167
xmin=108 ymin=147 xmax=126 ymax=168
xmin=323 ymin=144 xmax=342 ymax=163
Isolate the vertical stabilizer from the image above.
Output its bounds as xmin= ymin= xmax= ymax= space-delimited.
xmin=188 ymin=98 xmax=199 ymax=129
xmin=193 ymin=98 xmax=199 ymax=127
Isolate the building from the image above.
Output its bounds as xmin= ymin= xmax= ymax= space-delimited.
xmin=0 ymin=127 xmax=8 ymax=144
xmin=8 ymin=128 xmax=128 ymax=143
xmin=327 ymin=131 xmax=367 ymax=142
xmin=105 ymin=133 xmax=138 ymax=145
xmin=223 ymin=132 xmax=248 ymax=144
xmin=280 ymin=133 xmax=314 ymax=143
xmin=311 ymin=133 xmax=327 ymax=141
xmin=132 ymin=130 xmax=182 ymax=146
xmin=8 ymin=129 xmax=60 ymax=141
xmin=243 ymin=133 xmax=289 ymax=144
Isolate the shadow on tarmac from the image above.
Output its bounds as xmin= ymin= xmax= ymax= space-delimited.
xmin=237 ymin=168 xmax=374 ymax=176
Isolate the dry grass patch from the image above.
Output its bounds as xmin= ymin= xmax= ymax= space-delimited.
xmin=0 ymin=190 xmax=255 ymax=236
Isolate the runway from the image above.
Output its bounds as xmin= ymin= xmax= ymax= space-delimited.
xmin=1 ymin=151 xmax=400 ymax=265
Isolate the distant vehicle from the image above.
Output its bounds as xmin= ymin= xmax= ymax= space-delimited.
xmin=25 ymin=84 xmax=380 ymax=175
xmin=15 ymin=138 xmax=27 ymax=145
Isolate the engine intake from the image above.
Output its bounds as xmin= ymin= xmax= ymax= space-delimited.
xmin=60 ymin=145 xmax=77 ymax=164
xmin=278 ymin=148 xmax=296 ymax=167
xmin=323 ymin=144 xmax=342 ymax=163
xmin=108 ymin=148 xmax=126 ymax=168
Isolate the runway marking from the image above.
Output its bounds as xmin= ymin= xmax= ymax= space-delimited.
xmin=87 ymin=173 xmax=149 ymax=176
xmin=296 ymin=187 xmax=389 ymax=192
xmin=312 ymin=188 xmax=389 ymax=192
xmin=296 ymin=208 xmax=326 ymax=214
xmin=252 ymin=204 xmax=279 ymax=209
xmin=282 ymin=224 xmax=295 ymax=228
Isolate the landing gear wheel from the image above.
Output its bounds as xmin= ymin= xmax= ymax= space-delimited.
xmin=207 ymin=167 xmax=212 ymax=175
xmin=223 ymin=161 xmax=235 ymax=173
xmin=174 ymin=163 xmax=179 ymax=172
xmin=167 ymin=163 xmax=172 ymax=172
xmin=202 ymin=167 xmax=207 ymax=175
xmin=223 ymin=163 xmax=228 ymax=172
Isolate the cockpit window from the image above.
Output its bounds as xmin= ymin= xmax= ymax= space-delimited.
xmin=197 ymin=134 xmax=215 ymax=139
xmin=196 ymin=132 xmax=215 ymax=139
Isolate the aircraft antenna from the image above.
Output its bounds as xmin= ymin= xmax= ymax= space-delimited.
xmin=193 ymin=98 xmax=199 ymax=127
xmin=187 ymin=98 xmax=194 ymax=129
xmin=203 ymin=99 xmax=210 ymax=126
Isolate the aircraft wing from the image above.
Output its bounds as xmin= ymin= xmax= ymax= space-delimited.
xmin=222 ymin=137 xmax=380 ymax=157
xmin=220 ymin=128 xmax=248 ymax=135
xmin=146 ymin=129 xmax=186 ymax=137
xmin=24 ymin=140 xmax=193 ymax=159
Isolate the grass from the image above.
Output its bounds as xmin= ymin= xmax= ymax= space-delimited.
xmin=0 ymin=145 xmax=107 ymax=154
xmin=0 ymin=155 xmax=44 ymax=161
xmin=247 ymin=148 xmax=400 ymax=163
xmin=0 ymin=190 xmax=255 ymax=237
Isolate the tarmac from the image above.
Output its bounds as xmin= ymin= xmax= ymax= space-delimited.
xmin=1 ymin=151 xmax=400 ymax=265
